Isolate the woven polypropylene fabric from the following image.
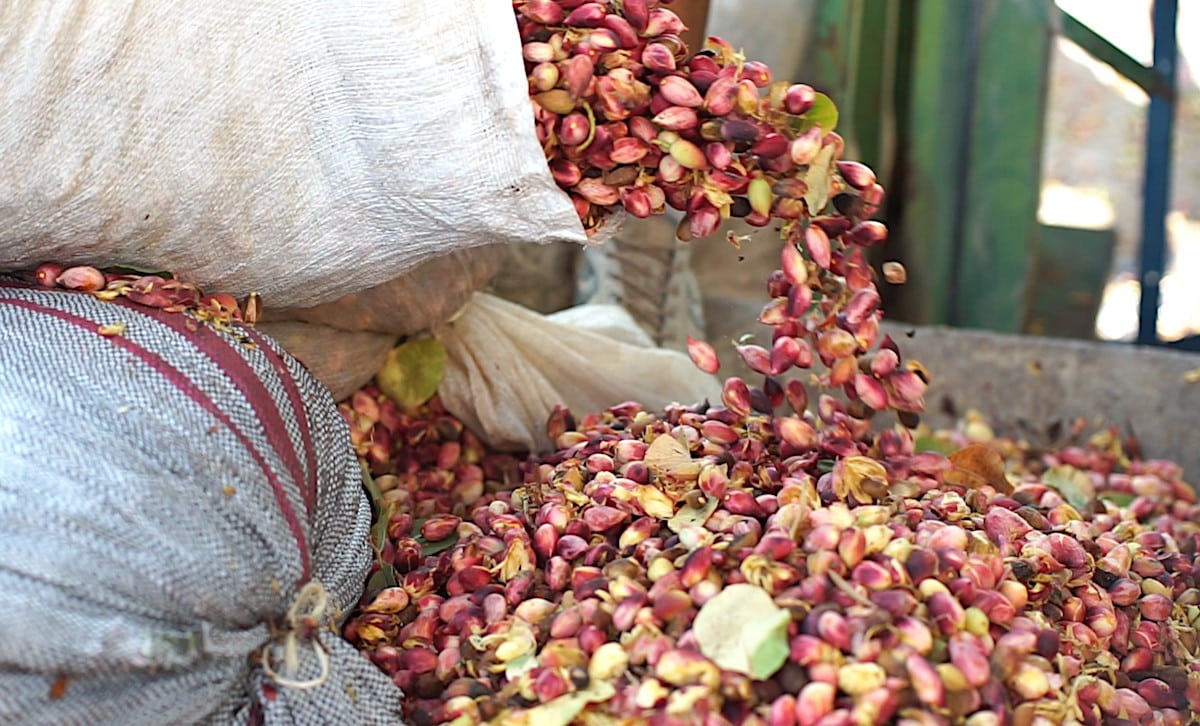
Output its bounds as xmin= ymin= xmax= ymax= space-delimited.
xmin=0 ymin=1 xmax=584 ymax=309
xmin=0 ymin=280 xmax=404 ymax=725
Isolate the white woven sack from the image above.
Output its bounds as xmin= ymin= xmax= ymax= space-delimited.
xmin=0 ymin=0 xmax=583 ymax=308
xmin=434 ymin=293 xmax=723 ymax=452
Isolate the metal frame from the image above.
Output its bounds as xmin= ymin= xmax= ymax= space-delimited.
xmin=1060 ymin=1 xmax=1192 ymax=350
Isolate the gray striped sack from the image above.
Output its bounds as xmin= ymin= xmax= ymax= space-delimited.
xmin=0 ymin=279 xmax=404 ymax=725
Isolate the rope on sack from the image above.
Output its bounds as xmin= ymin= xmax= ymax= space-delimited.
xmin=260 ymin=580 xmax=331 ymax=690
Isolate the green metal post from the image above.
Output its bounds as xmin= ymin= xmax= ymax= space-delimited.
xmin=955 ymin=0 xmax=1052 ymax=331
xmin=890 ymin=0 xmax=1051 ymax=331
xmin=804 ymin=0 xmax=897 ymax=178
xmin=892 ymin=0 xmax=976 ymax=325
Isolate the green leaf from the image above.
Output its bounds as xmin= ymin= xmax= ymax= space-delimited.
xmin=362 ymin=464 xmax=391 ymax=554
xmin=105 ymin=265 xmax=175 ymax=279
xmin=747 ymin=609 xmax=792 ymax=679
xmin=376 ymin=337 xmax=447 ymax=411
xmin=418 ymin=533 xmax=460 ymax=557
xmin=360 ymin=463 xmax=398 ymax=590
xmin=362 ymin=463 xmax=382 ymax=510
xmin=1043 ymin=465 xmax=1096 ymax=511
xmin=1098 ymin=491 xmax=1136 ymax=508
xmin=791 ymin=92 xmax=839 ymax=136
xmin=914 ymin=436 xmax=954 ymax=455
xmin=693 ymin=583 xmax=790 ymax=679
xmin=366 ymin=566 xmax=397 ymax=593
xmin=817 ymin=459 xmax=836 ymax=474
xmin=411 ymin=516 xmax=462 ymax=556
xmin=371 ymin=511 xmax=387 ymax=554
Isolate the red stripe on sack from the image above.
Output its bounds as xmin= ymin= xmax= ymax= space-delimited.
xmin=244 ymin=327 xmax=318 ymax=519
xmin=0 ymin=281 xmax=314 ymax=574
xmin=0 ymin=280 xmax=311 ymax=515
xmin=0 ymin=292 xmax=312 ymax=579
xmin=101 ymin=295 xmax=315 ymax=529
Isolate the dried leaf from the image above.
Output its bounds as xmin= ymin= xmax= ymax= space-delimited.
xmin=497 ymin=539 xmax=535 ymax=582
xmin=694 ymin=583 xmax=790 ymax=679
xmin=644 ymin=433 xmax=701 ymax=480
xmin=944 ymin=443 xmax=1013 ymax=494
xmin=1043 ymin=465 xmax=1096 ymax=512
xmin=1088 ymin=428 xmax=1128 ymax=465
xmin=1184 ymin=367 xmax=1200 ymax=384
xmin=802 ymin=142 xmax=837 ymax=215
xmin=667 ymin=495 xmax=719 ymax=534
xmin=97 ymin=322 xmax=126 ymax=337
xmin=376 ymin=337 xmax=447 ymax=412
xmin=645 ymin=433 xmax=690 ymax=471
xmin=505 ymin=681 xmax=616 ymax=726
xmin=243 ymin=292 xmax=262 ymax=325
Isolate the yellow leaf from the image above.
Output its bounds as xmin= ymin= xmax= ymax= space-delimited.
xmin=376 ymin=337 xmax=447 ymax=411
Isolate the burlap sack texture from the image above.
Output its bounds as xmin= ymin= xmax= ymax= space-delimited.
xmin=258 ymin=246 xmax=507 ymax=401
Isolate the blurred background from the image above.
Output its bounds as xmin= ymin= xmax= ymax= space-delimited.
xmin=1040 ymin=0 xmax=1196 ymax=345
xmin=496 ymin=0 xmax=1199 ymax=354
